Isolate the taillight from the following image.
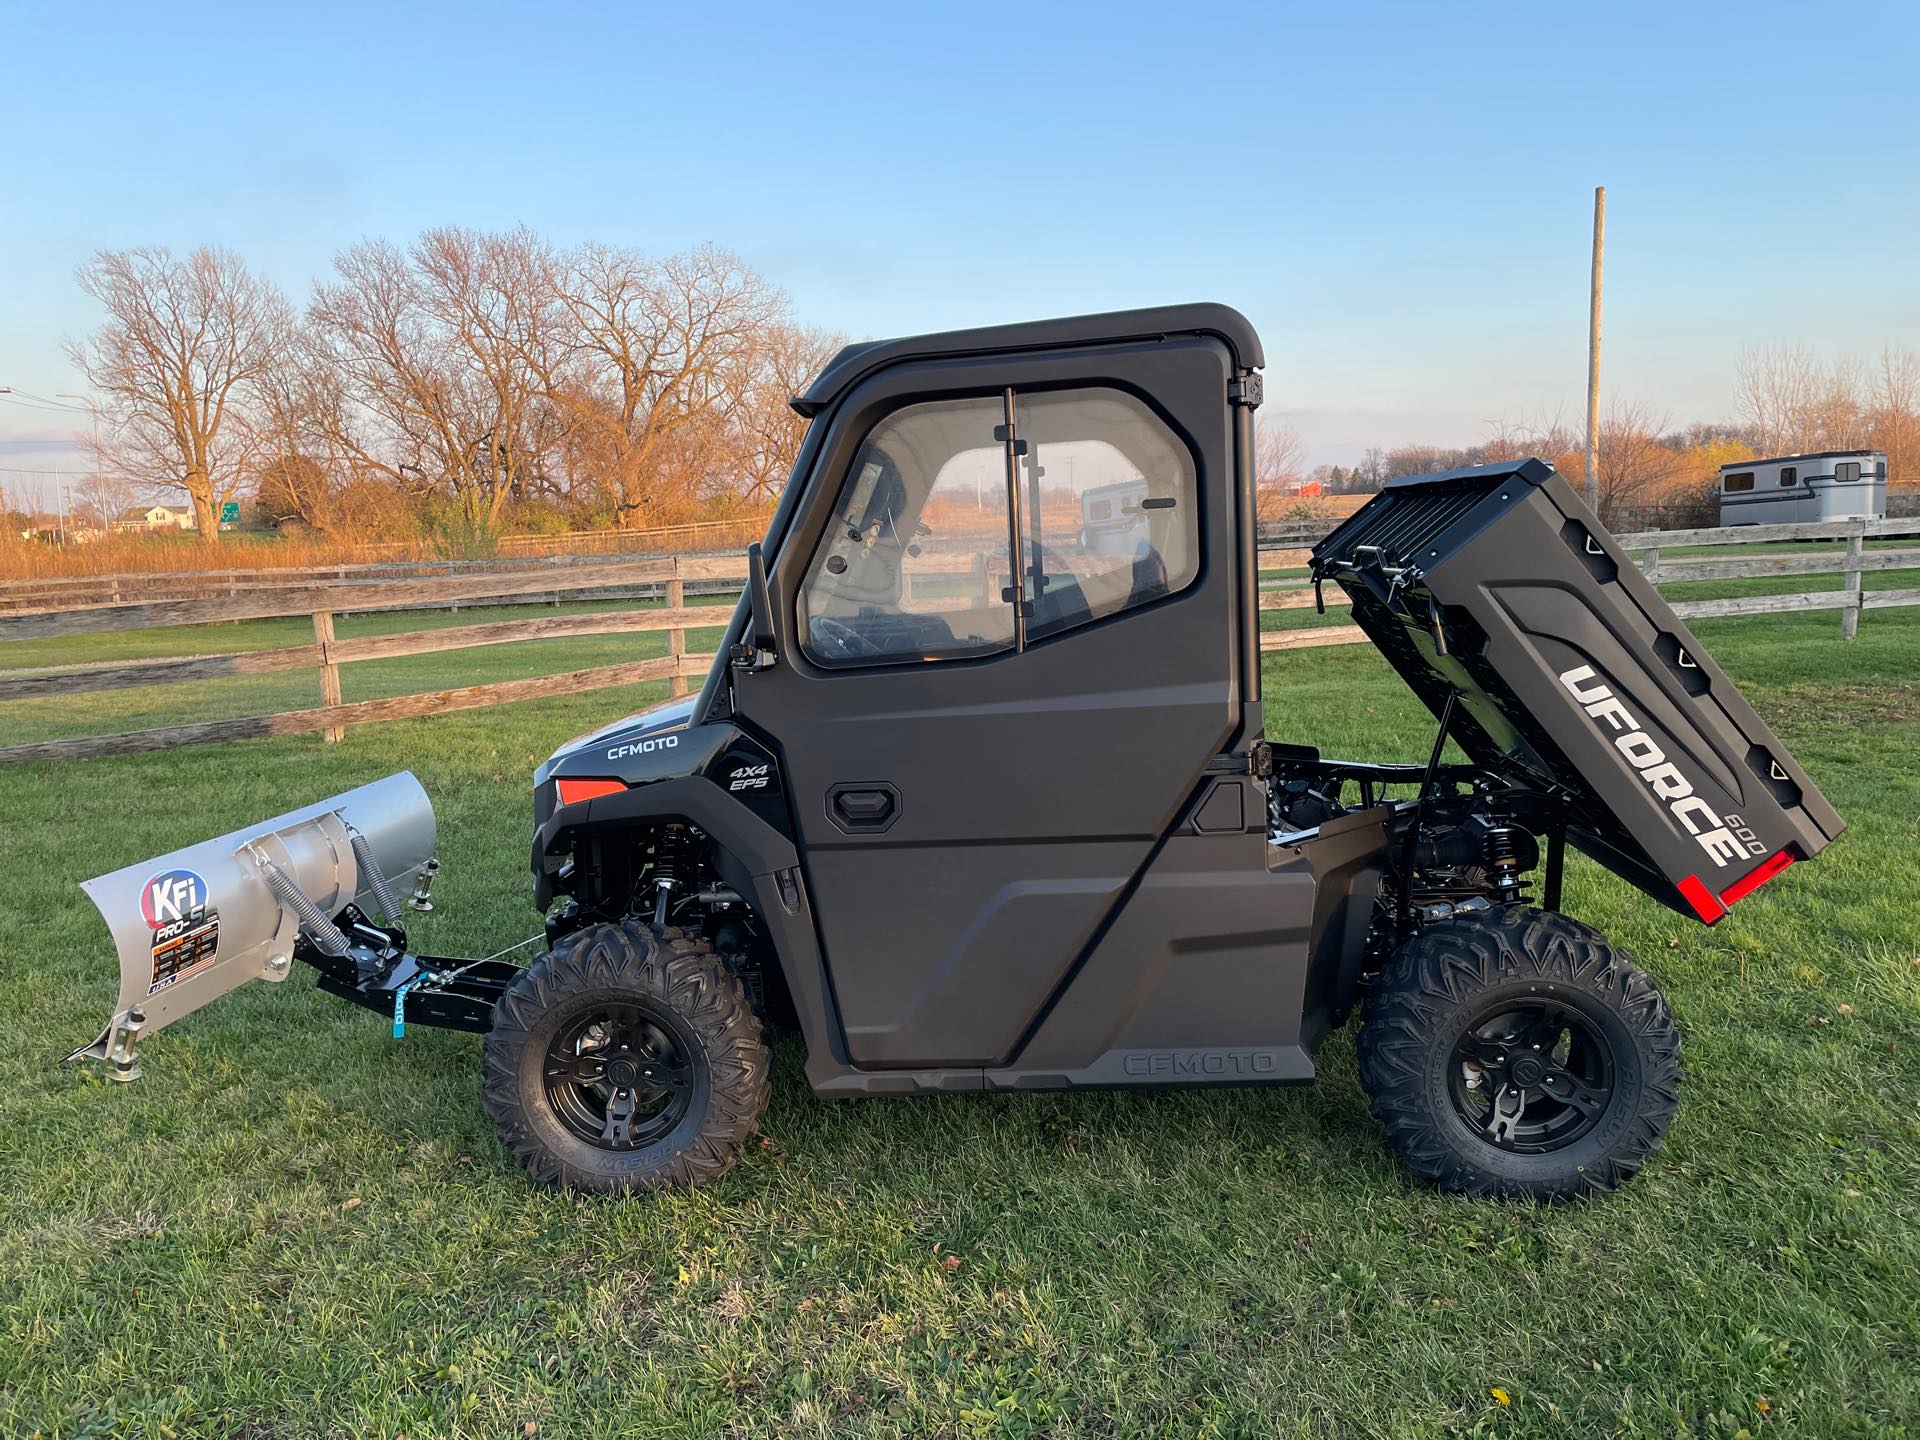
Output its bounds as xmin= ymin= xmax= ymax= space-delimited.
xmin=1676 ymin=874 xmax=1725 ymax=924
xmin=1678 ymin=847 xmax=1799 ymax=924
xmin=556 ymin=777 xmax=626 ymax=807
xmin=1719 ymin=848 xmax=1797 ymax=907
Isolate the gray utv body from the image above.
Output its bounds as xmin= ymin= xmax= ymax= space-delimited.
xmin=524 ymin=304 xmax=1842 ymax=1098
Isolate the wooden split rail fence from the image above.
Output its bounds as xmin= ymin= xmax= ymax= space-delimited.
xmin=1254 ymin=515 xmax=1920 ymax=653
xmin=1 ymin=519 xmax=1915 ymax=764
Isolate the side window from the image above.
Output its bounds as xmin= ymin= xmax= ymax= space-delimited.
xmin=1779 ymin=467 xmax=1797 ymax=487
xmin=1012 ymin=388 xmax=1200 ymax=642
xmin=1724 ymin=472 xmax=1755 ymax=493
xmin=798 ymin=397 xmax=1015 ymax=666
xmin=797 ymin=386 xmax=1201 ymax=668
xmin=1836 ymin=462 xmax=1861 ymax=483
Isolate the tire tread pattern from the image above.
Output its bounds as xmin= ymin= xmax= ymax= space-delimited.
xmin=1356 ymin=907 xmax=1683 ymax=1200
xmin=482 ymin=921 xmax=771 ymax=1193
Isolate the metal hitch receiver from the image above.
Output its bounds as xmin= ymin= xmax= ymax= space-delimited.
xmin=68 ymin=771 xmax=492 ymax=1077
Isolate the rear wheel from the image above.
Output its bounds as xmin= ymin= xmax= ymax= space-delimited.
xmin=483 ymin=921 xmax=770 ymax=1193
xmin=1356 ymin=907 xmax=1682 ymax=1201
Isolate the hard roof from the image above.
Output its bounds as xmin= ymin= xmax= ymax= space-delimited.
xmin=791 ymin=303 xmax=1263 ymax=417
xmin=1717 ymin=449 xmax=1885 ymax=471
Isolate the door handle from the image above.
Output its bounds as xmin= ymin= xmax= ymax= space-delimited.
xmin=827 ymin=782 xmax=901 ymax=835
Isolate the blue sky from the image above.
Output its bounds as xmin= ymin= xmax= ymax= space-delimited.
xmin=3 ymin=0 xmax=1916 ymax=502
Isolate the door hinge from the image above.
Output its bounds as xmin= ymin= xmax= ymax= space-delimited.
xmin=1205 ymin=744 xmax=1273 ymax=779
xmin=1228 ymin=374 xmax=1264 ymax=408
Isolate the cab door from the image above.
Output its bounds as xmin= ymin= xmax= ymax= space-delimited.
xmin=734 ymin=338 xmax=1249 ymax=1069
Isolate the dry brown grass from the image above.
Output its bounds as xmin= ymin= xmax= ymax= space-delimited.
xmin=0 ymin=531 xmax=438 ymax=583
xmin=0 ymin=512 xmax=777 ymax=584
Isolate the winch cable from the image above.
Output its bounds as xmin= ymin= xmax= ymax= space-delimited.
xmin=390 ymin=934 xmax=541 ymax=1039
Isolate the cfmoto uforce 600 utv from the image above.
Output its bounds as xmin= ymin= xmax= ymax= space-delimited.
xmin=77 ymin=305 xmax=1842 ymax=1200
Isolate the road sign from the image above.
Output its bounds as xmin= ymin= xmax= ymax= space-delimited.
xmin=219 ymin=501 xmax=240 ymax=527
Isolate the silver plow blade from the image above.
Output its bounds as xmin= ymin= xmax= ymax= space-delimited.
xmin=72 ymin=771 xmax=437 ymax=1076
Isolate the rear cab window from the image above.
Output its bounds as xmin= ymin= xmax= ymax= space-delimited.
xmin=1013 ymin=388 xmax=1199 ymax=643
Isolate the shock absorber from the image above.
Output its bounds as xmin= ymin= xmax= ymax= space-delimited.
xmin=650 ymin=824 xmax=696 ymax=928
xmin=1482 ymin=796 xmax=1527 ymax=905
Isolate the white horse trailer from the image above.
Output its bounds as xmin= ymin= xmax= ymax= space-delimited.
xmin=1718 ymin=449 xmax=1887 ymax=526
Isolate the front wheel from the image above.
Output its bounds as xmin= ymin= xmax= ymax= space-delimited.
xmin=1356 ymin=908 xmax=1682 ymax=1201
xmin=482 ymin=921 xmax=771 ymax=1193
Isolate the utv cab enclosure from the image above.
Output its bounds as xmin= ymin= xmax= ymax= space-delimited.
xmin=78 ymin=305 xmax=1842 ymax=1200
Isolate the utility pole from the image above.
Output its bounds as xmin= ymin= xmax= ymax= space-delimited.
xmin=1585 ymin=185 xmax=1606 ymax=514
xmin=58 ymin=393 xmax=102 ymax=535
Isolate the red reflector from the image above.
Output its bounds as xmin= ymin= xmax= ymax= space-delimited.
xmin=1676 ymin=873 xmax=1726 ymax=924
xmin=556 ymin=777 xmax=626 ymax=807
xmin=1719 ymin=849 xmax=1796 ymax=907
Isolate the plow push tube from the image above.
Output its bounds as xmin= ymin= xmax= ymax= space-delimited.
xmin=72 ymin=772 xmax=442 ymax=1077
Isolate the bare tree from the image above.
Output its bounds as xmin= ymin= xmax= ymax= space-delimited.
xmin=730 ymin=323 xmax=845 ymax=504
xmin=1870 ymin=345 xmax=1920 ymax=488
xmin=541 ymin=243 xmax=783 ymax=527
xmin=1483 ymin=409 xmax=1579 ymax=467
xmin=72 ymin=465 xmax=145 ymax=533
xmin=1252 ymin=421 xmax=1308 ymax=518
xmin=1736 ymin=344 xmax=1869 ymax=455
xmin=308 ymin=228 xmax=556 ymax=541
xmin=1594 ymin=400 xmax=1682 ymax=522
xmin=68 ymin=246 xmax=293 ymax=540
xmin=1256 ymin=421 xmax=1303 ymax=484
xmin=1354 ymin=446 xmax=1387 ymax=491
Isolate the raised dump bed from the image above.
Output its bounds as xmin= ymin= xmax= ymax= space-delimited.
xmin=1312 ymin=458 xmax=1844 ymax=922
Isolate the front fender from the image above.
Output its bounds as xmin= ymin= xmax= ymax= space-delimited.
xmin=533 ymin=775 xmax=799 ymax=900
xmin=530 ymin=776 xmax=848 ymax=1077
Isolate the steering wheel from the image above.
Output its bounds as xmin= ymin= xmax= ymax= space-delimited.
xmin=810 ymin=615 xmax=888 ymax=660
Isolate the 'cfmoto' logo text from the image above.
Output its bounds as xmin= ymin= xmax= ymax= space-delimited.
xmin=607 ymin=733 xmax=680 ymax=762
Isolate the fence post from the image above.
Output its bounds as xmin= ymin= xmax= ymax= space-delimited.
xmin=1841 ymin=525 xmax=1864 ymax=639
xmin=667 ymin=559 xmax=687 ymax=697
xmin=313 ymin=609 xmax=344 ymax=742
xmin=1641 ymin=545 xmax=1660 ymax=582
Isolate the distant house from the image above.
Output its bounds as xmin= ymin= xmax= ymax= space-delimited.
xmin=114 ymin=503 xmax=196 ymax=532
xmin=17 ymin=513 xmax=62 ymax=541
xmin=13 ymin=513 xmax=101 ymax=543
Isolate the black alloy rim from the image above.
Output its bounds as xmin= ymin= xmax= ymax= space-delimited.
xmin=542 ymin=1002 xmax=697 ymax=1150
xmin=1446 ymin=998 xmax=1616 ymax=1153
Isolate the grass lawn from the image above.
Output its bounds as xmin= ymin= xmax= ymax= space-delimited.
xmin=1 ymin=606 xmax=1917 ymax=1438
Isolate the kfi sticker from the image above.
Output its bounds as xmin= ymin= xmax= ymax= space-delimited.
xmin=142 ymin=869 xmax=208 ymax=929
xmin=141 ymin=867 xmax=221 ymax=994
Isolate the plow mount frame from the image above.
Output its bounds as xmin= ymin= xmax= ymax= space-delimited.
xmin=294 ymin=907 xmax=525 ymax=1038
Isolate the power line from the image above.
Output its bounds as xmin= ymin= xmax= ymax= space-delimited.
xmin=7 ymin=388 xmax=93 ymax=411
xmin=0 ymin=394 xmax=92 ymax=416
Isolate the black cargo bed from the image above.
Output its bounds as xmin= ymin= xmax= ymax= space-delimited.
xmin=1311 ymin=459 xmax=1842 ymax=923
